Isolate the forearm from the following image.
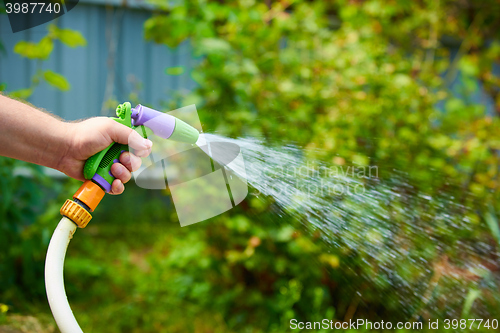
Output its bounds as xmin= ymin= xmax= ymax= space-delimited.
xmin=0 ymin=94 xmax=70 ymax=170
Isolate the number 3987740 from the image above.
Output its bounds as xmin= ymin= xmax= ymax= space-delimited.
xmin=5 ymin=2 xmax=61 ymax=14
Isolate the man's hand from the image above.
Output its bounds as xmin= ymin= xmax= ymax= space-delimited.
xmin=59 ymin=118 xmax=153 ymax=195
xmin=0 ymin=94 xmax=152 ymax=195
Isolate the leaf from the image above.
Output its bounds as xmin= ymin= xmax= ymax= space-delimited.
xmin=393 ymin=74 xmax=412 ymax=87
xmin=319 ymin=254 xmax=340 ymax=268
xmin=48 ymin=24 xmax=87 ymax=48
xmin=14 ymin=37 xmax=53 ymax=60
xmin=461 ymin=288 xmax=481 ymax=318
xmin=445 ymin=98 xmax=465 ymax=113
xmin=484 ymin=210 xmax=500 ymax=246
xmin=43 ymin=70 xmax=70 ymax=91
xmin=198 ymin=38 xmax=231 ymax=55
xmin=10 ymin=88 xmax=33 ymax=99
xmin=458 ymin=56 xmax=479 ymax=77
xmin=166 ymin=66 xmax=185 ymax=75
xmin=352 ymin=154 xmax=369 ymax=166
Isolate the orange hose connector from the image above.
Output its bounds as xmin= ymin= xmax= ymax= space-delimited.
xmin=73 ymin=180 xmax=105 ymax=212
xmin=59 ymin=180 xmax=105 ymax=228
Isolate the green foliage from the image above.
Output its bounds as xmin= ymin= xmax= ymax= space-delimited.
xmin=139 ymin=0 xmax=500 ymax=330
xmin=144 ymin=0 xmax=500 ymax=202
xmin=0 ymin=157 xmax=69 ymax=305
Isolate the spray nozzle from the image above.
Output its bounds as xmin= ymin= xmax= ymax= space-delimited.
xmin=131 ymin=104 xmax=199 ymax=144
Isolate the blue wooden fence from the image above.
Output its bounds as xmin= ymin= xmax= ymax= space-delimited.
xmin=0 ymin=0 xmax=196 ymax=120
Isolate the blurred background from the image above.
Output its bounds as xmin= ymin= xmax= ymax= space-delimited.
xmin=1 ymin=0 xmax=500 ymax=332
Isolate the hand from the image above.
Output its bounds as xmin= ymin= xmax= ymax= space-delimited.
xmin=58 ymin=117 xmax=153 ymax=195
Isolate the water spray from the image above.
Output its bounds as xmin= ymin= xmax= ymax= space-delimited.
xmin=44 ymin=102 xmax=200 ymax=333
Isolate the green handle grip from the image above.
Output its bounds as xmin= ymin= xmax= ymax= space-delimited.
xmin=83 ymin=102 xmax=146 ymax=192
xmin=85 ymin=142 xmax=129 ymax=188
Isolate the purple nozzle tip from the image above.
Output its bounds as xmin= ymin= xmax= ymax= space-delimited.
xmin=131 ymin=104 xmax=176 ymax=140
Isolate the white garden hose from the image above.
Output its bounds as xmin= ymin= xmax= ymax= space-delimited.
xmin=45 ymin=216 xmax=84 ymax=333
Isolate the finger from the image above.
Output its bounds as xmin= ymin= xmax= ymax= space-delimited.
xmin=111 ymin=162 xmax=132 ymax=184
xmin=130 ymin=147 xmax=152 ymax=158
xmin=108 ymin=120 xmax=153 ymax=151
xmin=119 ymin=152 xmax=142 ymax=172
xmin=110 ymin=179 xmax=125 ymax=195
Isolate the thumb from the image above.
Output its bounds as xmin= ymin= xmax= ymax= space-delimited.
xmin=107 ymin=120 xmax=153 ymax=151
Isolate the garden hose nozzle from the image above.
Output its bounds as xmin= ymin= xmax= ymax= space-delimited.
xmin=60 ymin=102 xmax=200 ymax=228
xmin=84 ymin=102 xmax=199 ymax=195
